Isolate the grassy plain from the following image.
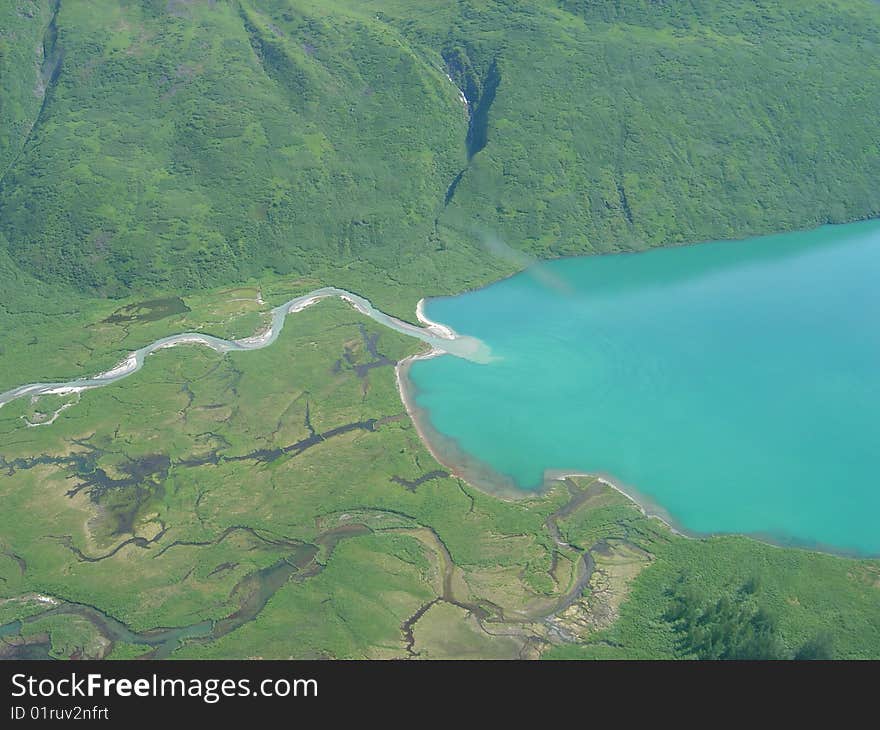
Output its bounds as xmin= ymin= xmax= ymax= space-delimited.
xmin=0 ymin=292 xmax=877 ymax=659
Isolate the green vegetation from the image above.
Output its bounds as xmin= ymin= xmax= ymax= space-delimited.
xmin=1 ymin=293 xmax=878 ymax=659
xmin=663 ymin=577 xmax=834 ymax=660
xmin=0 ymin=0 xmax=54 ymax=179
xmin=4 ymin=1 xmax=880 ymax=347
xmin=2 ymin=1 xmax=880 ymax=659
xmin=546 ymin=495 xmax=880 ymax=659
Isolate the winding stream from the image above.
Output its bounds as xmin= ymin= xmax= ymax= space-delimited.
xmin=0 ymin=287 xmax=492 ymax=411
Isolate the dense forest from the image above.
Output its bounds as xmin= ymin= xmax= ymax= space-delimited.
xmin=665 ymin=576 xmax=834 ymax=660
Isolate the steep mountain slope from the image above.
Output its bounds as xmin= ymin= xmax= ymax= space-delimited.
xmin=2 ymin=0 xmax=880 ymax=312
xmin=2 ymin=1 xmax=880 ymax=662
xmin=0 ymin=0 xmax=55 ymax=179
xmin=0 ymin=0 xmax=468 ymax=301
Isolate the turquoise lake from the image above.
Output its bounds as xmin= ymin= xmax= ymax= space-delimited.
xmin=407 ymin=221 xmax=880 ymax=555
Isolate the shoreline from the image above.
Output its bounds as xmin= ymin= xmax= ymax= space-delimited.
xmin=395 ymin=355 xmax=533 ymax=501
xmin=541 ymin=468 xmax=688 ymax=537
xmin=399 ymin=364 xmax=878 ymax=559
xmin=4 ymin=273 xmax=876 ymax=561
xmin=396 ymin=356 xmax=691 ymax=516
xmin=398 ymin=217 xmax=880 ymax=338
xmin=415 ymin=298 xmax=457 ymax=340
xmin=396 ymin=295 xmax=879 ymax=562
xmin=547 ymin=470 xmax=874 ymax=558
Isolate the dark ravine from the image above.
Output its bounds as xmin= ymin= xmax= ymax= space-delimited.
xmin=441 ymin=54 xmax=501 ymax=207
xmin=465 ymin=59 xmax=500 ymax=161
xmin=443 ymin=169 xmax=466 ymax=207
xmin=0 ymin=0 xmax=62 ymax=195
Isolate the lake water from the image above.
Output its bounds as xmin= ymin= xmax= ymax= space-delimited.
xmin=406 ymin=221 xmax=880 ymax=555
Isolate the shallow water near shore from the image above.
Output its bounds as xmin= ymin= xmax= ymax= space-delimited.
xmin=406 ymin=220 xmax=880 ymax=555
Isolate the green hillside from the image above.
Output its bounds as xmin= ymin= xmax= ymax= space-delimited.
xmin=2 ymin=1 xmax=880 ymax=660
xmin=2 ymin=0 xmax=880 ymax=322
